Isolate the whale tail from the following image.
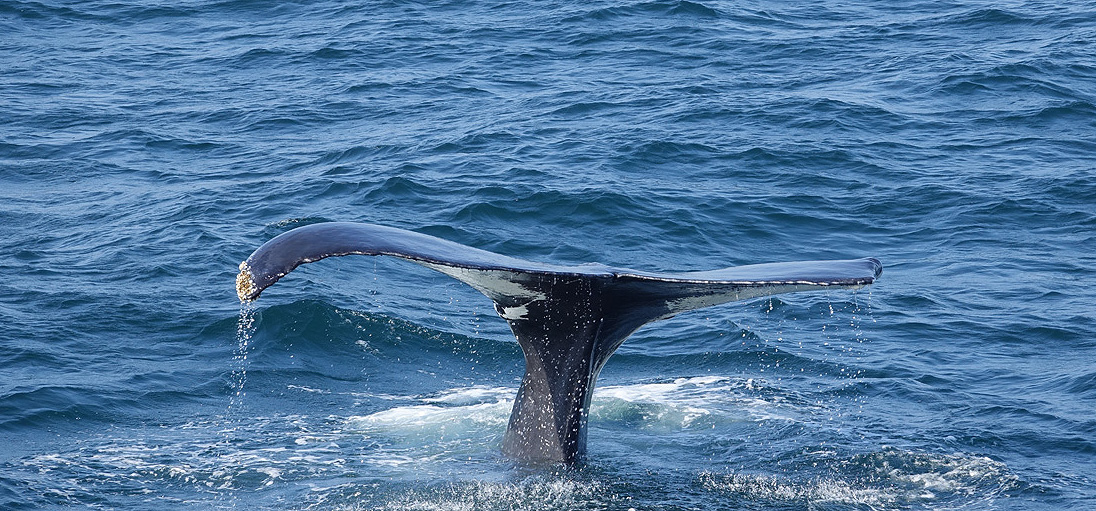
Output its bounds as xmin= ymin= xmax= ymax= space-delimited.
xmin=237 ymin=222 xmax=882 ymax=464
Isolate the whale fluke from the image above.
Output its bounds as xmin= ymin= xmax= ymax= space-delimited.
xmin=237 ymin=222 xmax=882 ymax=464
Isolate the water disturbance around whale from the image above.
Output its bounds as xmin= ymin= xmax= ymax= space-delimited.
xmin=237 ymin=221 xmax=882 ymax=464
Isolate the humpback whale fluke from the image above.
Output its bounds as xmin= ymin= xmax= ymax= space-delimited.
xmin=236 ymin=222 xmax=882 ymax=464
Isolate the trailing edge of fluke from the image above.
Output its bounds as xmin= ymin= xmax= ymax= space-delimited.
xmin=236 ymin=222 xmax=882 ymax=464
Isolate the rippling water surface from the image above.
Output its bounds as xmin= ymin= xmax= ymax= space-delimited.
xmin=2 ymin=0 xmax=1094 ymax=509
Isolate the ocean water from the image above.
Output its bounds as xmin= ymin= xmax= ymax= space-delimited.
xmin=2 ymin=0 xmax=1094 ymax=509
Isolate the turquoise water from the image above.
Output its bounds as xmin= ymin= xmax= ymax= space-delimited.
xmin=2 ymin=0 xmax=1094 ymax=509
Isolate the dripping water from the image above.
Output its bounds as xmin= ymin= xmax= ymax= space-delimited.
xmin=231 ymin=301 xmax=257 ymax=410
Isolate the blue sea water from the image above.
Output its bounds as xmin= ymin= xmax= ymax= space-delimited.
xmin=2 ymin=0 xmax=1095 ymax=509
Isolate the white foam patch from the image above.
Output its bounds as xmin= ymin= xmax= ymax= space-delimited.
xmin=345 ymin=377 xmax=800 ymax=445
xmin=349 ymin=386 xmax=514 ymax=429
xmin=345 ymin=386 xmax=515 ymax=462
xmin=699 ymin=448 xmax=1019 ymax=507
xmin=21 ymin=430 xmax=301 ymax=497
xmin=422 ymin=385 xmax=516 ymax=406
xmin=591 ymin=375 xmax=808 ymax=429
xmin=341 ymin=376 xmax=809 ymax=453
xmin=350 ymin=401 xmax=511 ymax=432
xmin=877 ymin=450 xmax=1018 ymax=497
xmin=335 ymin=376 xmax=812 ymax=472
xmin=328 ymin=477 xmax=613 ymax=511
xmin=700 ymin=471 xmax=898 ymax=508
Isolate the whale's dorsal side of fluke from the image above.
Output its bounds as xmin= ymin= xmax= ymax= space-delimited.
xmin=237 ymin=222 xmax=882 ymax=464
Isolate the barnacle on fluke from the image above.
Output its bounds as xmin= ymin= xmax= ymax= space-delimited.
xmin=235 ymin=261 xmax=256 ymax=303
